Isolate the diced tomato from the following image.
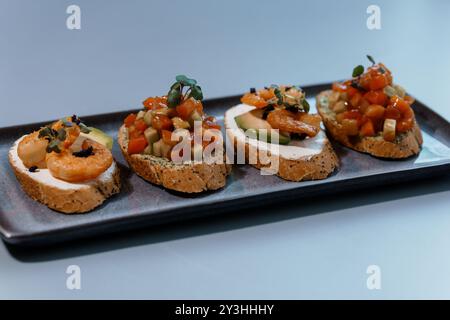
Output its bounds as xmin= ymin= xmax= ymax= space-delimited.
xmin=359 ymin=74 xmax=371 ymax=91
xmin=342 ymin=109 xmax=363 ymax=125
xmin=143 ymin=96 xmax=168 ymax=110
xmin=365 ymin=104 xmax=385 ymax=120
xmin=332 ymin=82 xmax=347 ymax=92
xmin=385 ymin=106 xmax=402 ymax=120
xmin=135 ymin=119 xmax=148 ymax=132
xmin=203 ymin=117 xmax=221 ymax=130
xmin=167 ymin=108 xmax=178 ymax=118
xmin=404 ymin=95 xmax=415 ymax=105
xmin=364 ymin=90 xmax=388 ymax=106
xmin=142 ymin=97 xmax=155 ymax=109
xmin=378 ymin=63 xmax=393 ymax=84
xmin=367 ymin=67 xmax=378 ymax=77
xmin=377 ymin=63 xmax=391 ymax=75
xmin=340 ymin=119 xmax=359 ymax=136
xmin=350 ymin=92 xmax=362 ymax=108
xmin=397 ymin=118 xmax=414 ymax=133
xmin=369 ymin=74 xmax=388 ymax=90
xmin=258 ymin=88 xmax=275 ymax=100
xmin=159 ymin=96 xmax=168 ymax=105
xmin=128 ymin=125 xmax=142 ymax=139
xmin=161 ymin=129 xmax=179 ymax=146
xmin=128 ymin=136 xmax=148 ymax=155
xmin=390 ymin=95 xmax=405 ymax=108
xmin=403 ymin=106 xmax=413 ymax=119
xmin=240 ymin=92 xmax=268 ymax=108
xmin=346 ymin=86 xmax=359 ymax=99
xmin=176 ymin=98 xmax=203 ymax=120
xmin=124 ymin=113 xmax=137 ymax=127
xmin=358 ymin=98 xmax=370 ymax=114
xmin=360 ymin=119 xmax=375 ymax=137
xmin=343 ymin=109 xmax=362 ymax=120
xmin=390 ymin=96 xmax=413 ymax=118
xmin=151 ymin=114 xmax=173 ymax=131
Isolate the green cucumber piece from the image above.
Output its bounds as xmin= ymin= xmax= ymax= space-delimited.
xmin=144 ymin=127 xmax=160 ymax=144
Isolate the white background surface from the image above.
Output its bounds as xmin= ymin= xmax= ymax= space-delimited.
xmin=1 ymin=0 xmax=450 ymax=299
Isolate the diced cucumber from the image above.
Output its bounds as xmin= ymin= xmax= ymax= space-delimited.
xmin=144 ymin=127 xmax=159 ymax=144
xmin=152 ymin=139 xmax=163 ymax=157
xmin=143 ymin=145 xmax=153 ymax=155
xmin=154 ymin=108 xmax=169 ymax=116
xmin=188 ymin=110 xmax=203 ymax=127
xmin=143 ymin=110 xmax=153 ymax=126
xmin=160 ymin=142 xmax=172 ymax=159
xmin=172 ymin=116 xmax=190 ymax=129
xmin=136 ymin=110 xmax=146 ymax=120
xmin=393 ymin=84 xmax=406 ymax=98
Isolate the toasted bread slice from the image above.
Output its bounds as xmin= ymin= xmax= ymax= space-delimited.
xmin=316 ymin=90 xmax=423 ymax=159
xmin=118 ymin=125 xmax=231 ymax=193
xmin=9 ymin=136 xmax=121 ymax=214
xmin=224 ymin=104 xmax=339 ymax=181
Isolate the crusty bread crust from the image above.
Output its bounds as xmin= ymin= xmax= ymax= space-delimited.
xmin=118 ymin=125 xmax=231 ymax=193
xmin=234 ymin=134 xmax=339 ymax=182
xmin=316 ymin=90 xmax=423 ymax=159
xmin=9 ymin=145 xmax=121 ymax=214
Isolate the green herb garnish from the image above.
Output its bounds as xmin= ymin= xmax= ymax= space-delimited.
xmin=167 ymin=75 xmax=203 ymax=108
xmin=38 ymin=126 xmax=56 ymax=140
xmin=38 ymin=116 xmax=91 ymax=154
xmin=46 ymin=139 xmax=61 ymax=153
xmin=57 ymin=128 xmax=67 ymax=141
xmin=39 ymin=125 xmax=64 ymax=153
xmin=367 ymin=55 xmax=376 ymax=65
xmin=274 ymin=88 xmax=283 ymax=105
xmin=262 ymin=105 xmax=275 ymax=119
xmin=352 ymin=65 xmax=364 ymax=77
xmin=301 ymin=99 xmax=310 ymax=113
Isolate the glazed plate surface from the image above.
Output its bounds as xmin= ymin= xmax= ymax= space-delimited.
xmin=1 ymin=83 xmax=449 ymax=246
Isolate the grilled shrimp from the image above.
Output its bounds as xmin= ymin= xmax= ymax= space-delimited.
xmin=52 ymin=120 xmax=81 ymax=148
xmin=267 ymin=109 xmax=319 ymax=137
xmin=46 ymin=140 xmax=113 ymax=182
xmin=296 ymin=112 xmax=322 ymax=128
xmin=17 ymin=131 xmax=48 ymax=169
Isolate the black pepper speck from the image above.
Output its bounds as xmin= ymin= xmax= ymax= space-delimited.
xmin=29 ymin=166 xmax=39 ymax=173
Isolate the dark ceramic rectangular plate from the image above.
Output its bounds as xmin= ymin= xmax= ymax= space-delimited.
xmin=1 ymin=83 xmax=450 ymax=246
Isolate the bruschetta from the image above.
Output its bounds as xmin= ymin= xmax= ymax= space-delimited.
xmin=118 ymin=75 xmax=231 ymax=193
xmin=316 ymin=55 xmax=423 ymax=158
xmin=224 ymin=85 xmax=338 ymax=181
xmin=8 ymin=116 xmax=120 ymax=213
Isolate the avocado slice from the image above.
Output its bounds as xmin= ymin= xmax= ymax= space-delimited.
xmin=235 ymin=110 xmax=291 ymax=145
xmin=81 ymin=127 xmax=113 ymax=150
